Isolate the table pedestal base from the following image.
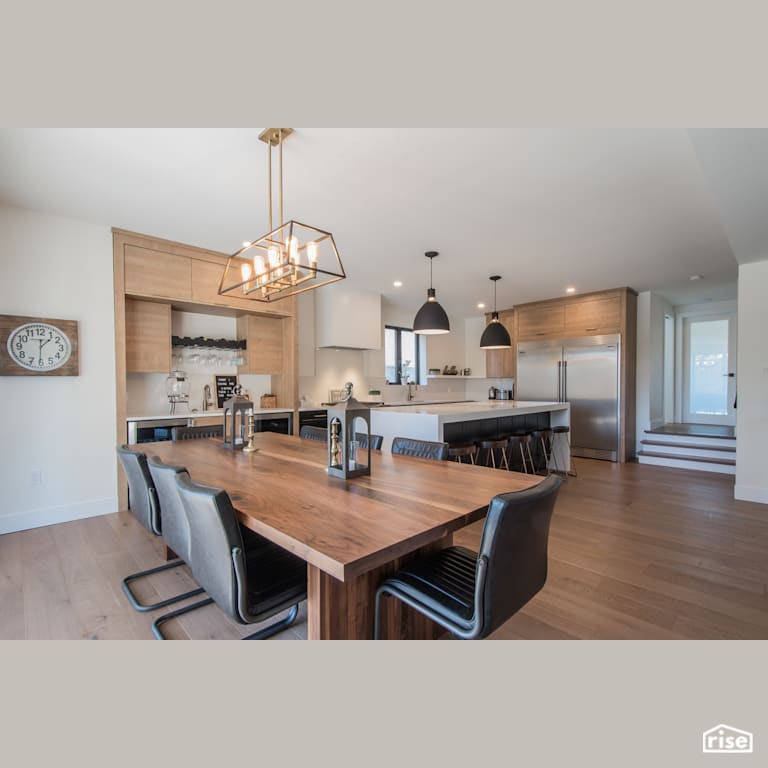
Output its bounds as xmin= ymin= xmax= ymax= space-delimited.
xmin=307 ymin=536 xmax=453 ymax=640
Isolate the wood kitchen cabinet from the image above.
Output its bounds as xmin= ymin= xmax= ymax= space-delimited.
xmin=124 ymin=245 xmax=192 ymax=300
xmin=125 ymin=298 xmax=171 ymax=372
xmin=485 ymin=309 xmax=516 ymax=378
xmin=516 ymin=303 xmax=565 ymax=341
xmin=237 ymin=314 xmax=283 ymax=374
xmin=564 ymin=294 xmax=621 ymax=336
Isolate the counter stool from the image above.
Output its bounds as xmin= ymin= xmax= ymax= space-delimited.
xmin=505 ymin=435 xmax=531 ymax=474
xmin=530 ymin=428 xmax=554 ymax=475
xmin=551 ymin=425 xmax=577 ymax=477
xmin=509 ymin=432 xmax=535 ymax=473
xmin=479 ymin=438 xmax=509 ymax=470
xmin=448 ymin=444 xmax=477 ymax=464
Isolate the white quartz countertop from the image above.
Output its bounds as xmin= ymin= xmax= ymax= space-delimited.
xmin=127 ymin=408 xmax=293 ymax=422
xmin=371 ymin=400 xmax=568 ymax=423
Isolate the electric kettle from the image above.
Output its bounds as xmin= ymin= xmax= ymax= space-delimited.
xmin=488 ymin=386 xmax=498 ymax=400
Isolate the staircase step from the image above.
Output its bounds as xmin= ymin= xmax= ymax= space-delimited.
xmin=645 ymin=428 xmax=735 ymax=440
xmin=637 ymin=452 xmax=736 ymax=476
xmin=637 ymin=450 xmax=735 ymax=466
xmin=640 ymin=439 xmax=736 ymax=453
xmin=642 ymin=431 xmax=736 ymax=449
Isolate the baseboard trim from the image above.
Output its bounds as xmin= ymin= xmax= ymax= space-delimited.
xmin=734 ymin=485 xmax=768 ymax=505
xmin=0 ymin=497 xmax=118 ymax=535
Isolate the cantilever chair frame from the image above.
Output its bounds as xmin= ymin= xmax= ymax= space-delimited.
xmin=152 ymin=473 xmax=305 ymax=640
xmin=116 ymin=445 xmax=204 ymax=613
xmin=373 ymin=474 xmax=561 ymax=640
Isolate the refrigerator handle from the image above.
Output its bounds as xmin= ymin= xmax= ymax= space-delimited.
xmin=563 ymin=360 xmax=567 ymax=402
xmin=557 ymin=360 xmax=562 ymax=402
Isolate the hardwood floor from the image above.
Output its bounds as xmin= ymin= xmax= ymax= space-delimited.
xmin=1 ymin=458 xmax=767 ymax=639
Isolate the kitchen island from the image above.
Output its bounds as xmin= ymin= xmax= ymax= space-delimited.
xmin=370 ymin=400 xmax=571 ymax=469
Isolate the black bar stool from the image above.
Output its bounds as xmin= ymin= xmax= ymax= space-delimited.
xmin=530 ymin=428 xmax=553 ymax=475
xmin=510 ymin=431 xmax=535 ymax=473
xmin=506 ymin=435 xmax=532 ymax=474
xmin=479 ymin=438 xmax=509 ymax=470
xmin=448 ymin=443 xmax=477 ymax=464
xmin=551 ymin=425 xmax=577 ymax=477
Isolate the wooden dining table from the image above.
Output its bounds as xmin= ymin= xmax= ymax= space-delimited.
xmin=135 ymin=433 xmax=542 ymax=639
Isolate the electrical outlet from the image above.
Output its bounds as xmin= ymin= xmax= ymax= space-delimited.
xmin=31 ymin=468 xmax=42 ymax=485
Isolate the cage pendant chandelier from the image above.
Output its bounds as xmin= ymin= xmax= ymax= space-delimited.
xmin=218 ymin=128 xmax=346 ymax=303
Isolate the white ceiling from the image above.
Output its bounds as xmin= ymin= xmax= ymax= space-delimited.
xmin=0 ymin=128 xmax=752 ymax=316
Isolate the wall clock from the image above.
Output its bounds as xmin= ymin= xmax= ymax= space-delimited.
xmin=0 ymin=314 xmax=79 ymax=376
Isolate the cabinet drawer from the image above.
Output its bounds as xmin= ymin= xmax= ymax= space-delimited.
xmin=124 ymin=245 xmax=191 ymax=300
xmin=517 ymin=304 xmax=565 ymax=340
xmin=565 ymin=295 xmax=621 ymax=335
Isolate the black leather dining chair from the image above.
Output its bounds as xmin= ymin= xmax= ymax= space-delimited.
xmin=391 ymin=437 xmax=449 ymax=461
xmin=116 ymin=445 xmax=205 ymax=612
xmin=299 ymin=425 xmax=328 ymax=441
xmin=151 ymin=474 xmax=307 ymax=640
xmin=357 ymin=433 xmax=384 ymax=450
xmin=171 ymin=425 xmax=223 ymax=440
xmin=374 ymin=475 xmax=561 ymax=639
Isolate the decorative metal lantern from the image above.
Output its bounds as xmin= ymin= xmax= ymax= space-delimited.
xmin=327 ymin=383 xmax=371 ymax=479
xmin=223 ymin=390 xmax=253 ymax=450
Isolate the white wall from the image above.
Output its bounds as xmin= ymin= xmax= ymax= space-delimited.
xmin=735 ymin=260 xmax=768 ymax=504
xmin=636 ymin=291 xmax=674 ymax=451
xmin=0 ymin=205 xmax=117 ymax=533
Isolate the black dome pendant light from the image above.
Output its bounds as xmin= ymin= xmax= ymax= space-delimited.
xmin=480 ymin=275 xmax=512 ymax=349
xmin=413 ymin=251 xmax=450 ymax=334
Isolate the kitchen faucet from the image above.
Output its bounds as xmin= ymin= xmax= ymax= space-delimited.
xmin=202 ymin=384 xmax=212 ymax=411
xmin=406 ymin=381 xmax=418 ymax=401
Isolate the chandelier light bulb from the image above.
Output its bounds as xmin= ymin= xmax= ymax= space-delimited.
xmin=268 ymin=247 xmax=280 ymax=269
xmin=307 ymin=241 xmax=318 ymax=264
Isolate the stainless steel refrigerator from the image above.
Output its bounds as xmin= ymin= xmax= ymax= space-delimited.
xmin=516 ymin=335 xmax=620 ymax=461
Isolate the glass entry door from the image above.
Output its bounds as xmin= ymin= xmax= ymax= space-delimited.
xmin=682 ymin=313 xmax=737 ymax=426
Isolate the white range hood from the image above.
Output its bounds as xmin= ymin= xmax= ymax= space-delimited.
xmin=314 ymin=282 xmax=382 ymax=350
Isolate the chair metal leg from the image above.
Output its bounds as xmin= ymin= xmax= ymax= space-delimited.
xmin=151 ymin=597 xmax=215 ymax=639
xmin=122 ymin=559 xmax=205 ymax=612
xmin=243 ymin=604 xmax=300 ymax=640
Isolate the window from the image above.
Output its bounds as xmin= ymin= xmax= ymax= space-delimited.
xmin=385 ymin=325 xmax=420 ymax=384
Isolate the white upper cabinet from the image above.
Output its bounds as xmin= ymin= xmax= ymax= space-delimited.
xmin=314 ymin=282 xmax=382 ymax=350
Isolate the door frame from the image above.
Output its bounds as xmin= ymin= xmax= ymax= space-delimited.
xmin=674 ymin=300 xmax=737 ymax=425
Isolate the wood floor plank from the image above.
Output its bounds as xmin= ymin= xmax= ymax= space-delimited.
xmin=0 ymin=528 xmax=25 ymax=639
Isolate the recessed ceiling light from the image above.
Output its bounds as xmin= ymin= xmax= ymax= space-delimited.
xmin=690 ymin=274 xmax=703 ymax=281
xmin=242 ymin=241 xmax=252 ymax=248
xmin=566 ymin=287 xmax=576 ymax=294
xmin=393 ymin=280 xmax=403 ymax=287
xmin=477 ymin=302 xmax=486 ymax=309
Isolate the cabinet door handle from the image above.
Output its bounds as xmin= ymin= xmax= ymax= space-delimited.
xmin=586 ymin=327 xmax=598 ymax=332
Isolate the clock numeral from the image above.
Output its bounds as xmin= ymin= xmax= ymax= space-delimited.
xmin=37 ymin=328 xmax=46 ymax=336
xmin=55 ymin=336 xmax=61 ymax=343
xmin=18 ymin=350 xmax=25 ymax=359
xmin=58 ymin=344 xmax=64 ymax=352
xmin=20 ymin=334 xmax=28 ymax=342
xmin=48 ymin=357 xmax=53 ymax=366
xmin=15 ymin=341 xmax=22 ymax=350
xmin=55 ymin=352 xmax=61 ymax=359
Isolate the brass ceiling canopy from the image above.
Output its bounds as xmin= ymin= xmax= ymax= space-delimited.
xmin=218 ymin=128 xmax=346 ymax=303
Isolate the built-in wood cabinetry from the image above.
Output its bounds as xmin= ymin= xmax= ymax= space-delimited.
xmin=125 ymin=298 xmax=171 ymax=372
xmin=486 ymin=287 xmax=637 ymax=462
xmin=114 ymin=228 xmax=300 ymax=510
xmin=237 ymin=314 xmax=283 ymax=374
xmin=124 ymin=245 xmax=192 ymax=300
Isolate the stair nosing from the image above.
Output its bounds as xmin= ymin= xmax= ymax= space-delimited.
xmin=640 ymin=439 xmax=736 ymax=453
xmin=637 ymin=450 xmax=736 ymax=466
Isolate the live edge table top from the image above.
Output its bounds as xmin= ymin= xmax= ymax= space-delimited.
xmin=134 ymin=433 xmax=541 ymax=583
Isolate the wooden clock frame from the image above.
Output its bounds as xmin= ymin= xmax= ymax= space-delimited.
xmin=0 ymin=314 xmax=80 ymax=376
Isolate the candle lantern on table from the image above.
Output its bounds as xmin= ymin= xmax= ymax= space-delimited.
xmin=327 ymin=382 xmax=371 ymax=479
xmin=223 ymin=387 xmax=253 ymax=450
